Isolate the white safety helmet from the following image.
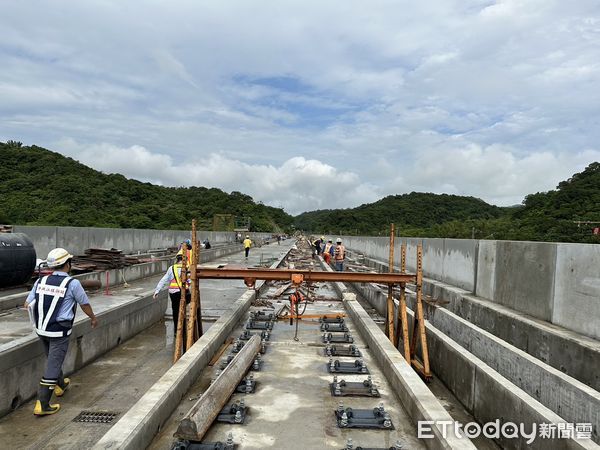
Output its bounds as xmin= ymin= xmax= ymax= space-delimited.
xmin=336 ymin=238 xmax=342 ymax=243
xmin=46 ymin=248 xmax=73 ymax=268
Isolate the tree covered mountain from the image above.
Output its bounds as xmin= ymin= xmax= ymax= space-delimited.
xmin=0 ymin=141 xmax=293 ymax=231
xmin=294 ymin=193 xmax=505 ymax=236
xmin=2 ymin=141 xmax=598 ymax=243
xmin=295 ymin=163 xmax=600 ymax=243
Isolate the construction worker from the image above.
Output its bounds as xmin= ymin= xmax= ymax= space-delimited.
xmin=323 ymin=239 xmax=334 ymax=264
xmin=153 ymin=252 xmax=192 ymax=340
xmin=24 ymin=248 xmax=98 ymax=416
xmin=243 ymin=235 xmax=252 ymax=258
xmin=179 ymin=239 xmax=194 ymax=265
xmin=312 ymin=236 xmax=322 ymax=256
xmin=334 ymin=238 xmax=346 ymax=271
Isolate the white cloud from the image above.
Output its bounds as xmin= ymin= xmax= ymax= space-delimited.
xmin=1 ymin=0 xmax=600 ymax=216
xmin=56 ymin=139 xmax=379 ymax=215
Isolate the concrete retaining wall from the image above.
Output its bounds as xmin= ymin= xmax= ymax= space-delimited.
xmin=341 ymin=235 xmax=600 ymax=341
xmin=13 ymin=225 xmax=273 ymax=259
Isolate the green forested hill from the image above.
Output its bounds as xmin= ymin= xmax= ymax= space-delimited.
xmin=2 ymin=141 xmax=598 ymax=242
xmin=511 ymin=162 xmax=600 ymax=242
xmin=294 ymin=193 xmax=505 ymax=236
xmin=294 ymin=163 xmax=600 ymax=243
xmin=0 ymin=142 xmax=294 ymax=231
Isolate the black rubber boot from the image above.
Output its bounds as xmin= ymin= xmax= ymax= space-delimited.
xmin=55 ymin=373 xmax=70 ymax=397
xmin=33 ymin=383 xmax=60 ymax=416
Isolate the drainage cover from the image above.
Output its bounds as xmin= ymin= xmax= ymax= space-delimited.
xmin=72 ymin=411 xmax=119 ymax=424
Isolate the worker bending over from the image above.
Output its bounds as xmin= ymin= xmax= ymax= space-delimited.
xmin=25 ymin=248 xmax=98 ymax=416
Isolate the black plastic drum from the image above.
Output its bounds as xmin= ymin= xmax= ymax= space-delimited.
xmin=0 ymin=233 xmax=36 ymax=288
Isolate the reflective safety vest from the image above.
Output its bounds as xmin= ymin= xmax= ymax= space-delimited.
xmin=168 ymin=263 xmax=189 ymax=291
xmin=323 ymin=243 xmax=333 ymax=254
xmin=334 ymin=244 xmax=346 ymax=261
xmin=30 ymin=274 xmax=76 ymax=337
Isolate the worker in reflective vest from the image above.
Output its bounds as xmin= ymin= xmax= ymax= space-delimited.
xmin=323 ymin=239 xmax=334 ymax=264
xmin=243 ymin=235 xmax=252 ymax=259
xmin=25 ymin=248 xmax=98 ymax=416
xmin=154 ymin=253 xmax=192 ymax=340
xmin=334 ymin=238 xmax=346 ymax=271
xmin=179 ymin=239 xmax=194 ymax=266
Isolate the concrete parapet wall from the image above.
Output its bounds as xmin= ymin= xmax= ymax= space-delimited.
xmin=12 ymin=225 xmax=273 ymax=259
xmin=0 ymin=243 xmax=244 ymax=312
xmin=553 ymin=244 xmax=600 ymax=340
xmin=342 ymin=235 xmax=600 ymax=340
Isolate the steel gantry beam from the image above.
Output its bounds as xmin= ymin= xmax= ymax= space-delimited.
xmin=195 ymin=266 xmax=417 ymax=286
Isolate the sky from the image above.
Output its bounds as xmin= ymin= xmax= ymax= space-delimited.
xmin=1 ymin=0 xmax=600 ymax=215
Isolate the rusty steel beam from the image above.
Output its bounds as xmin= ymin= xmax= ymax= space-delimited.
xmin=195 ymin=266 xmax=416 ymax=285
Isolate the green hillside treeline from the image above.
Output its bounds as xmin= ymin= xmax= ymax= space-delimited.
xmin=0 ymin=142 xmax=294 ymax=232
xmin=2 ymin=141 xmax=599 ymax=243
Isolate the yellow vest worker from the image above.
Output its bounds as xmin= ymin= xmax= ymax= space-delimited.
xmin=243 ymin=236 xmax=252 ymax=259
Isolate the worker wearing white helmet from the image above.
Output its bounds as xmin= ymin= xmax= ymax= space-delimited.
xmin=334 ymin=238 xmax=346 ymax=271
xmin=24 ymin=248 xmax=98 ymax=416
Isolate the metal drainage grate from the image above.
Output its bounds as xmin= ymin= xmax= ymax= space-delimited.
xmin=72 ymin=411 xmax=119 ymax=424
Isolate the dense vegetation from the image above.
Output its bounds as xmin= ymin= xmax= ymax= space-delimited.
xmin=2 ymin=141 xmax=599 ymax=243
xmin=0 ymin=142 xmax=294 ymax=232
xmin=295 ymin=193 xmax=505 ymax=236
xmin=295 ymin=163 xmax=600 ymax=243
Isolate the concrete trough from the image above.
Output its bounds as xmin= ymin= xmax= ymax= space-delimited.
xmin=349 ymin=280 xmax=599 ymax=449
xmin=93 ymin=248 xmax=290 ymax=450
xmin=351 ymin=251 xmax=600 ymax=395
xmin=403 ymin=292 xmax=600 ymax=444
xmin=0 ymin=292 xmax=168 ymax=418
xmin=319 ymin=259 xmax=476 ymax=449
